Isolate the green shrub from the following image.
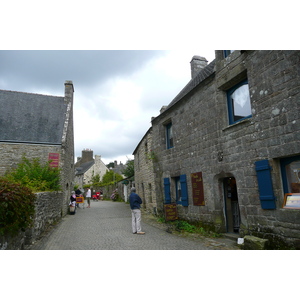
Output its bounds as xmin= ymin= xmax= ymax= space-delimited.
xmin=4 ymin=156 xmax=61 ymax=192
xmin=0 ymin=178 xmax=36 ymax=236
xmin=175 ymin=220 xmax=197 ymax=233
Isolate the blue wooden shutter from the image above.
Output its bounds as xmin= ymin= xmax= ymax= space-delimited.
xmin=255 ymin=160 xmax=276 ymax=209
xmin=164 ymin=178 xmax=171 ymax=204
xmin=180 ymin=174 xmax=189 ymax=207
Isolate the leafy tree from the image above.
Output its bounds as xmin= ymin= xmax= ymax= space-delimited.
xmin=122 ymin=159 xmax=134 ymax=178
xmin=91 ymin=174 xmax=101 ymax=186
xmin=106 ymin=162 xmax=115 ymax=169
xmin=101 ymin=170 xmax=123 ymax=184
xmin=4 ymin=156 xmax=61 ymax=192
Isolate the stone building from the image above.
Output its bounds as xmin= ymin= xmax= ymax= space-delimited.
xmin=0 ymin=81 xmax=75 ymax=215
xmin=75 ymin=149 xmax=109 ymax=189
xmin=133 ymin=127 xmax=157 ymax=214
xmin=110 ymin=160 xmax=126 ymax=176
xmin=133 ymin=51 xmax=300 ymax=249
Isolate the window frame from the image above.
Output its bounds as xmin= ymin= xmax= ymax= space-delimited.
xmin=165 ymin=122 xmax=174 ymax=149
xmin=224 ymin=50 xmax=235 ymax=58
xmin=227 ymin=79 xmax=252 ymax=125
xmin=280 ymin=155 xmax=300 ymax=194
xmin=175 ymin=176 xmax=182 ymax=202
xmin=175 ymin=174 xmax=189 ymax=207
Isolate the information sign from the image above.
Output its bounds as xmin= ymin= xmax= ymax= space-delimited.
xmin=164 ymin=204 xmax=178 ymax=221
xmin=48 ymin=153 xmax=60 ymax=168
xmin=191 ymin=172 xmax=205 ymax=206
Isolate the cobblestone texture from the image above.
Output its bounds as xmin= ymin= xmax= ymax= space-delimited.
xmin=28 ymin=200 xmax=240 ymax=250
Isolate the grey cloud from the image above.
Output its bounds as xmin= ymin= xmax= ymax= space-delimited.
xmin=0 ymin=50 xmax=166 ymax=93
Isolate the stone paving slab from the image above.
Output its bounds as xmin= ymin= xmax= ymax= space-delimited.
xmin=29 ymin=201 xmax=240 ymax=250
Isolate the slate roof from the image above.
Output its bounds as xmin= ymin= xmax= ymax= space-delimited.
xmin=75 ymin=160 xmax=95 ymax=175
xmin=0 ymin=89 xmax=67 ymax=144
xmin=165 ymin=59 xmax=216 ymax=111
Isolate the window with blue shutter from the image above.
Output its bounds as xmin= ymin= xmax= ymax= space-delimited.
xmin=255 ymin=160 xmax=276 ymax=209
xmin=163 ymin=177 xmax=171 ymax=204
xmin=180 ymin=174 xmax=189 ymax=207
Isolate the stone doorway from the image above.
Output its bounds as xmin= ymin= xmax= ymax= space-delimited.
xmin=223 ymin=177 xmax=241 ymax=233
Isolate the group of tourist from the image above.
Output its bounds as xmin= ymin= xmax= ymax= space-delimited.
xmin=68 ymin=186 xmax=145 ymax=234
xmin=69 ymin=187 xmax=91 ymax=214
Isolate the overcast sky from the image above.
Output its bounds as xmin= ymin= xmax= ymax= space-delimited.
xmin=0 ymin=50 xmax=215 ymax=165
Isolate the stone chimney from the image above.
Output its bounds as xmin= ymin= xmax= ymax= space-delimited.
xmin=64 ymin=80 xmax=74 ymax=104
xmin=160 ymin=106 xmax=167 ymax=114
xmin=190 ymin=56 xmax=208 ymax=79
xmin=80 ymin=149 xmax=94 ymax=164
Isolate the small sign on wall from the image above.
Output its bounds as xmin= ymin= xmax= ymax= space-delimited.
xmin=191 ymin=172 xmax=205 ymax=206
xmin=49 ymin=153 xmax=59 ymax=168
xmin=164 ymin=204 xmax=178 ymax=221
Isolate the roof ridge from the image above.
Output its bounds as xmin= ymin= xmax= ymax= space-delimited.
xmin=0 ymin=88 xmax=63 ymax=98
xmin=166 ymin=59 xmax=216 ymax=110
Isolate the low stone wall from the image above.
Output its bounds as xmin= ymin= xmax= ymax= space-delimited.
xmin=0 ymin=191 xmax=64 ymax=250
xmin=25 ymin=191 xmax=64 ymax=246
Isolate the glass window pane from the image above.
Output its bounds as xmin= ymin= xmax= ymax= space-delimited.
xmin=176 ymin=177 xmax=181 ymax=201
xmin=169 ymin=125 xmax=173 ymax=148
xmin=231 ymin=84 xmax=251 ymax=121
xmin=166 ymin=123 xmax=173 ymax=149
xmin=285 ymin=160 xmax=300 ymax=193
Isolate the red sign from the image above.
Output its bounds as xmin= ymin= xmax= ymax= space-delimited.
xmin=48 ymin=153 xmax=60 ymax=168
xmin=164 ymin=204 xmax=178 ymax=221
xmin=191 ymin=172 xmax=205 ymax=206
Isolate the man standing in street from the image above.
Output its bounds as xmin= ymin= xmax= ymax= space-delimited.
xmin=129 ymin=187 xmax=145 ymax=235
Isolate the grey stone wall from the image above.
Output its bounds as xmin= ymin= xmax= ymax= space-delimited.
xmin=144 ymin=50 xmax=300 ymax=248
xmin=59 ymin=81 xmax=75 ymax=216
xmin=133 ymin=128 xmax=158 ymax=214
xmin=0 ymin=143 xmax=62 ymax=176
xmin=0 ymin=191 xmax=64 ymax=250
xmin=26 ymin=192 xmax=64 ymax=246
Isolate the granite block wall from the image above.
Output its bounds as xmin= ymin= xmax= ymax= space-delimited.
xmin=144 ymin=50 xmax=300 ymax=248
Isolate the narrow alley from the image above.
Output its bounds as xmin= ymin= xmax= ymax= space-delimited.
xmin=29 ymin=200 xmax=239 ymax=250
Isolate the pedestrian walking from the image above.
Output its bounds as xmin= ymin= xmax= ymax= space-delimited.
xmin=86 ymin=187 xmax=91 ymax=208
xmin=129 ymin=187 xmax=145 ymax=235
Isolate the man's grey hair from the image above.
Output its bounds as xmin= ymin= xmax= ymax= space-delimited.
xmin=131 ymin=187 xmax=136 ymax=192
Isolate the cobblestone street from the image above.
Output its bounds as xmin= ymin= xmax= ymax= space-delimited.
xmin=28 ymin=200 xmax=240 ymax=250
